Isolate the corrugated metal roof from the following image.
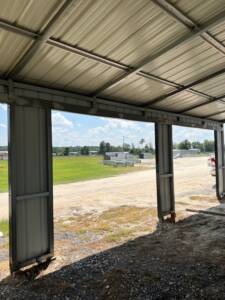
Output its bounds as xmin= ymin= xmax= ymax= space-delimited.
xmin=151 ymin=92 xmax=208 ymax=112
xmin=170 ymin=0 xmax=225 ymax=24
xmin=17 ymin=44 xmax=124 ymax=94
xmin=101 ymin=74 xmax=176 ymax=104
xmin=53 ymin=0 xmax=188 ymax=66
xmin=0 ymin=29 xmax=32 ymax=75
xmin=187 ymin=101 xmax=225 ymax=117
xmin=0 ymin=0 xmax=225 ymax=121
xmin=194 ymin=73 xmax=225 ymax=97
xmin=0 ymin=0 xmax=64 ymax=32
xmin=143 ymin=37 xmax=225 ymax=85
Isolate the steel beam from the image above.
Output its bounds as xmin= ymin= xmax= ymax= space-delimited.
xmin=91 ymin=10 xmax=225 ymax=96
xmin=0 ymin=78 xmax=221 ymax=130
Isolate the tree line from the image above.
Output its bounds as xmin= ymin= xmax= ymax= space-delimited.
xmin=52 ymin=140 xmax=154 ymax=156
xmin=0 ymin=139 xmax=215 ymax=156
xmin=173 ymin=139 xmax=214 ymax=152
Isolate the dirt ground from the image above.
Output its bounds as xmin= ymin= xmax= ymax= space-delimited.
xmin=0 ymin=156 xmax=216 ymax=219
xmin=1 ymin=156 xmax=225 ymax=299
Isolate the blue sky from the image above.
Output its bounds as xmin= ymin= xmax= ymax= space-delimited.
xmin=0 ymin=104 xmax=214 ymax=147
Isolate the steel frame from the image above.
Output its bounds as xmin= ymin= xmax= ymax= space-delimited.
xmin=0 ymin=79 xmax=222 ymax=131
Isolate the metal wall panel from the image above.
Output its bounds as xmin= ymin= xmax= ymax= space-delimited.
xmin=155 ymin=123 xmax=175 ymax=220
xmin=214 ymin=129 xmax=225 ymax=199
xmin=9 ymin=105 xmax=53 ymax=272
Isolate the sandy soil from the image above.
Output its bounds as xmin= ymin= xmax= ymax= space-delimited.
xmin=0 ymin=157 xmax=216 ymax=219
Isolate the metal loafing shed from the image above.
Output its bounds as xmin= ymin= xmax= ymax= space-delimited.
xmin=1 ymin=0 xmax=225 ymax=272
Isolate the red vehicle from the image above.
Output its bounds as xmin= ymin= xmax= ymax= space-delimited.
xmin=208 ymin=155 xmax=216 ymax=176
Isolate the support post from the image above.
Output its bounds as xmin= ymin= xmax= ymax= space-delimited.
xmin=155 ymin=123 xmax=175 ymax=222
xmin=214 ymin=128 xmax=225 ymax=200
xmin=8 ymin=104 xmax=53 ymax=272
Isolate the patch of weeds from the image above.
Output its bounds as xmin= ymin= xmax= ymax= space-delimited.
xmin=101 ymin=206 xmax=157 ymax=224
xmin=104 ymin=228 xmax=134 ymax=243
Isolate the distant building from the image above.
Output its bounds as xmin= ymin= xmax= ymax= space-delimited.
xmin=104 ymin=152 xmax=132 ymax=160
xmin=52 ymin=153 xmax=57 ymax=156
xmin=104 ymin=152 xmax=139 ymax=166
xmin=139 ymin=153 xmax=151 ymax=159
xmin=89 ymin=151 xmax=98 ymax=156
xmin=69 ymin=151 xmax=79 ymax=156
xmin=0 ymin=151 xmax=8 ymax=160
xmin=173 ymin=149 xmax=200 ymax=158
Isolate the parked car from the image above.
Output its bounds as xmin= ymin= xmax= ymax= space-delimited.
xmin=208 ymin=155 xmax=216 ymax=176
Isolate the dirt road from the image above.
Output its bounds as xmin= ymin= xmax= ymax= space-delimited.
xmin=0 ymin=157 xmax=216 ymax=219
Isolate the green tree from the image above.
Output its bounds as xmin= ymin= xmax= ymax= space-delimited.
xmin=139 ymin=139 xmax=145 ymax=148
xmin=203 ymin=140 xmax=214 ymax=152
xmin=63 ymin=147 xmax=70 ymax=156
xmin=123 ymin=143 xmax=131 ymax=151
xmin=191 ymin=141 xmax=204 ymax=152
xmin=81 ymin=146 xmax=90 ymax=155
xmin=99 ymin=141 xmax=106 ymax=154
xmin=105 ymin=142 xmax=111 ymax=153
xmin=178 ymin=139 xmax=191 ymax=150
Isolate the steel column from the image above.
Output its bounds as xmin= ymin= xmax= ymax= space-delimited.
xmin=155 ymin=123 xmax=175 ymax=221
xmin=214 ymin=128 xmax=225 ymax=200
xmin=8 ymin=105 xmax=53 ymax=272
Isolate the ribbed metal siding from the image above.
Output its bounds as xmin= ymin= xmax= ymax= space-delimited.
xmin=215 ymin=129 xmax=225 ymax=199
xmin=155 ymin=123 xmax=174 ymax=218
xmin=9 ymin=105 xmax=53 ymax=271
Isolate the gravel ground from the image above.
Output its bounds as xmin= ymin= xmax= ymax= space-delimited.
xmin=0 ymin=210 xmax=225 ymax=299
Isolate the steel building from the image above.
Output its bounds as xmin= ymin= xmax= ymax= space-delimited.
xmin=0 ymin=0 xmax=225 ymax=273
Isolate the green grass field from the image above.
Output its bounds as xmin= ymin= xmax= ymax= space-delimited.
xmin=0 ymin=219 xmax=8 ymax=236
xmin=0 ymin=156 xmax=142 ymax=193
xmin=0 ymin=160 xmax=8 ymax=193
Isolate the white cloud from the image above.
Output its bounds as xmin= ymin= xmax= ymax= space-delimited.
xmin=0 ymin=104 xmax=7 ymax=111
xmin=173 ymin=126 xmax=213 ymax=143
xmin=0 ymin=123 xmax=6 ymax=128
xmin=52 ymin=112 xmax=73 ymax=128
xmin=88 ymin=118 xmax=155 ymax=146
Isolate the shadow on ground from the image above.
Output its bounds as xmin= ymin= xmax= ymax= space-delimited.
xmin=1 ymin=204 xmax=225 ymax=299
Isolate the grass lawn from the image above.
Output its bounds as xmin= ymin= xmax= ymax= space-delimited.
xmin=0 ymin=160 xmax=8 ymax=193
xmin=0 ymin=156 xmax=146 ymax=192
xmin=0 ymin=219 xmax=8 ymax=236
xmin=53 ymin=155 xmax=142 ymax=185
